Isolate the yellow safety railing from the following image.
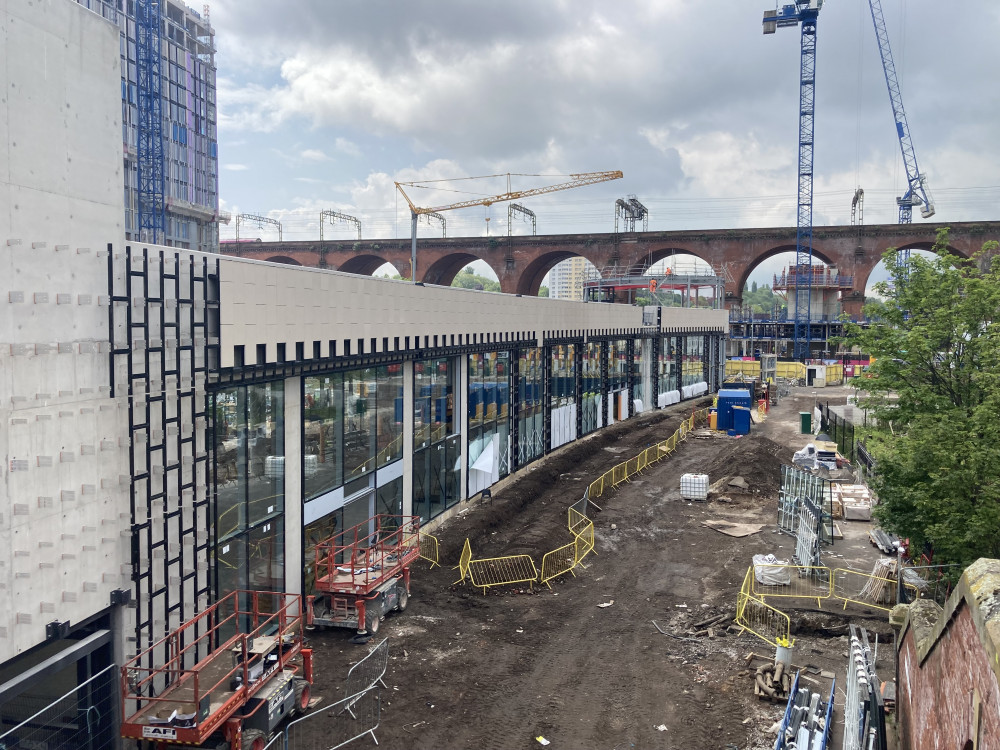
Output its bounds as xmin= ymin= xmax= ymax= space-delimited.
xmin=751 ymin=565 xmax=833 ymax=609
xmin=738 ymin=563 xmax=921 ymax=647
xmin=832 ymin=568 xmax=918 ymax=613
xmin=540 ymin=505 xmax=596 ymax=587
xmin=453 ymin=404 xmax=710 ymax=592
xmin=588 ymin=408 xmax=710 ymax=503
xmin=452 ymin=538 xmax=472 ymax=584
xmin=540 ymin=542 xmax=578 ymax=586
xmin=419 ymin=532 xmax=440 ymax=569
xmin=736 ymin=567 xmax=793 ymax=648
xmin=573 ymin=523 xmax=594 ymax=564
xmin=468 ymin=554 xmax=539 ymax=594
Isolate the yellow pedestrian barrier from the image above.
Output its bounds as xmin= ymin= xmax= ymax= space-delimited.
xmin=452 ymin=404 xmax=712 ymax=593
xmin=419 ymin=532 xmax=440 ymax=569
xmin=468 ymin=554 xmax=539 ymax=594
xmin=751 ymin=564 xmax=832 ymax=609
xmin=453 ymin=538 xmax=472 ymax=584
xmin=737 ymin=563 xmax=921 ymax=648
xmin=735 ymin=567 xmax=793 ymax=648
xmin=832 ymin=568 xmax=918 ymax=612
xmin=540 ymin=542 xmax=577 ymax=587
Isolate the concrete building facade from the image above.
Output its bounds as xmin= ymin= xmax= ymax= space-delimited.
xmin=75 ymin=0 xmax=220 ymax=251
xmin=548 ymin=256 xmax=590 ymax=300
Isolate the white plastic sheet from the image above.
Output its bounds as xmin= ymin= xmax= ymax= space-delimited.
xmin=753 ymin=553 xmax=792 ymax=586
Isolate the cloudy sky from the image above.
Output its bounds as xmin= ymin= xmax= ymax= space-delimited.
xmin=212 ymin=0 xmax=1000 ymax=284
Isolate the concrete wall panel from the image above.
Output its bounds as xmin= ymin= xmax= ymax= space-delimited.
xmin=217 ymin=256 xmax=728 ymax=369
xmin=0 ymin=0 xmax=128 ymax=661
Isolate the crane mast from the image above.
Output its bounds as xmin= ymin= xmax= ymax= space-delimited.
xmin=763 ymin=1 xmax=822 ymax=361
xmin=867 ymin=0 xmax=934 ymax=225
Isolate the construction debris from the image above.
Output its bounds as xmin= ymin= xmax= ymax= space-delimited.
xmin=858 ymin=558 xmax=898 ymax=605
xmin=752 ymin=660 xmax=792 ymax=703
xmin=869 ymin=528 xmax=901 ymax=555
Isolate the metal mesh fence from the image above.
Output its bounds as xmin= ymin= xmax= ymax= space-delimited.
xmin=794 ymin=497 xmax=823 ymax=568
xmin=286 ymin=686 xmax=381 ymax=750
xmin=779 ymin=464 xmax=834 ymax=545
xmin=817 ymin=401 xmax=858 ymax=462
xmin=0 ymin=664 xmax=117 ymax=750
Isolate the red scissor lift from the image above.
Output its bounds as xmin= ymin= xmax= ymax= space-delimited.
xmin=120 ymin=591 xmax=313 ymax=750
xmin=309 ymin=514 xmax=420 ymax=635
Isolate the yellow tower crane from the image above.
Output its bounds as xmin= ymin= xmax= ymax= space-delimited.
xmin=394 ymin=171 xmax=623 ymax=283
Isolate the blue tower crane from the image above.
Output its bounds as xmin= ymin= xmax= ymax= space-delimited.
xmin=763 ymin=1 xmax=823 ymax=361
xmin=136 ymin=0 xmax=166 ymax=243
xmin=867 ymin=0 xmax=935 ymax=227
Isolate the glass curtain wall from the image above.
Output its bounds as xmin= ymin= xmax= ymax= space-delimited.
xmin=682 ymin=336 xmax=704 ymax=387
xmin=301 ymin=367 xmax=405 ymax=591
xmin=550 ymin=344 xmax=577 ymax=450
xmin=517 ymin=348 xmax=544 ymax=465
xmin=212 ymin=382 xmax=285 ymax=602
xmin=413 ymin=357 xmax=460 ymax=521
xmin=468 ymin=351 xmax=511 ymax=497
xmin=581 ymin=342 xmax=602 ymax=435
xmin=631 ymin=339 xmax=643 ymax=409
xmin=608 ymin=340 xmax=629 ymax=423
xmin=658 ymin=336 xmax=678 ymax=401
xmin=376 ymin=364 xmax=404 ymax=468
xmin=580 ymin=343 xmax=604 ymax=435
xmin=303 ymin=374 xmax=343 ymax=499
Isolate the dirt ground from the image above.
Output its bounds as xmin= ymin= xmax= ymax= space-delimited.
xmin=302 ymin=385 xmax=896 ymax=750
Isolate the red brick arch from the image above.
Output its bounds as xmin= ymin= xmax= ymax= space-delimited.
xmin=221 ymin=222 xmax=1000 ymax=316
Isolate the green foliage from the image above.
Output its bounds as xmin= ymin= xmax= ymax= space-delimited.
xmin=538 ymin=286 xmax=549 ymax=297
xmin=843 ymin=229 xmax=1000 ymax=566
xmin=451 ymin=265 xmax=500 ymax=292
xmin=741 ymin=282 xmax=787 ymax=316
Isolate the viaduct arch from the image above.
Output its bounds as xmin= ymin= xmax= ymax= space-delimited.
xmin=221 ymin=222 xmax=1000 ymax=317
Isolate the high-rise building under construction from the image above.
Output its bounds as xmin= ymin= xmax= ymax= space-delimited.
xmin=75 ymin=0 xmax=220 ymax=251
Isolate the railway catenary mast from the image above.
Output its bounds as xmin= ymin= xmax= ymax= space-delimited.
xmin=763 ymin=1 xmax=823 ymax=361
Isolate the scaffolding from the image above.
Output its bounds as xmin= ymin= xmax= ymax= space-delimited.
xmin=583 ymin=260 xmax=724 ymax=308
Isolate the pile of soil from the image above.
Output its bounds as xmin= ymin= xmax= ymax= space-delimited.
xmin=704 ymin=435 xmax=790 ymax=494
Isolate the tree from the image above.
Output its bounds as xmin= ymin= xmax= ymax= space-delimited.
xmin=843 ymin=229 xmax=1000 ymax=568
xmin=538 ymin=286 xmax=549 ymax=298
xmin=451 ymin=266 xmax=500 ymax=292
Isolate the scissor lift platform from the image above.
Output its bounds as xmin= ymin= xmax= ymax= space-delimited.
xmin=120 ymin=590 xmax=312 ymax=748
xmin=310 ymin=514 xmax=420 ymax=634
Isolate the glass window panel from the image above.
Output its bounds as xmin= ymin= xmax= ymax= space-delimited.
xmin=248 ymin=382 xmax=283 ymax=526
xmin=377 ymin=477 xmax=403 ymax=519
xmin=304 ymin=374 xmax=343 ymax=499
xmin=376 ymin=364 xmax=403 ymax=467
xmin=214 ymin=389 xmax=245 ymax=539
xmin=247 ymin=517 xmax=283 ymax=596
xmin=445 ymin=434 xmax=461 ymax=510
xmin=413 ymin=448 xmax=430 ymax=522
xmin=344 ymin=368 xmax=377 ymax=480
xmin=215 ymin=536 xmax=246 ymax=601
xmin=304 ymin=511 xmax=341 ymax=595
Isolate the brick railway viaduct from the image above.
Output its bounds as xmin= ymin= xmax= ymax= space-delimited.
xmin=221 ymin=221 xmax=1000 ymax=318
